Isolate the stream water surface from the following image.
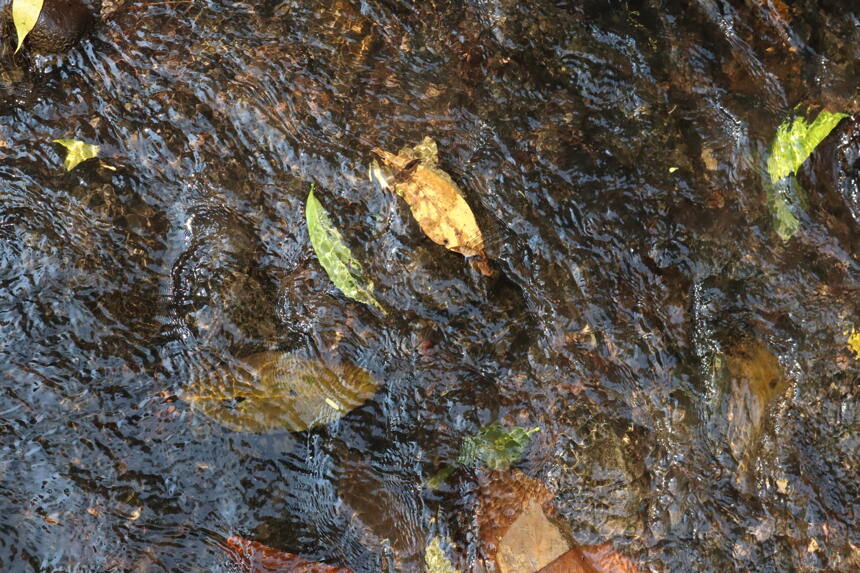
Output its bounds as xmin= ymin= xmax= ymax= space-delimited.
xmin=0 ymin=0 xmax=858 ymax=571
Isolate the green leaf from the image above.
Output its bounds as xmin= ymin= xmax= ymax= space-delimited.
xmin=425 ymin=536 xmax=459 ymax=573
xmin=306 ymin=184 xmax=386 ymax=313
xmin=180 ymin=351 xmax=381 ymax=433
xmin=12 ymin=0 xmax=44 ymax=54
xmin=767 ymin=109 xmax=848 ymax=183
xmin=53 ymin=139 xmax=100 ymax=171
xmin=457 ymin=423 xmax=540 ymax=470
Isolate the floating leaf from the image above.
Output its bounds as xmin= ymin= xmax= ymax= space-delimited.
xmin=53 ymin=138 xmax=100 ymax=171
xmin=223 ymin=535 xmax=355 ymax=572
xmin=425 ymin=537 xmax=459 ymax=573
xmin=767 ymin=109 xmax=848 ymax=182
xmin=12 ymin=0 xmax=44 ymax=54
xmin=458 ymin=424 xmax=540 ymax=470
xmin=180 ymin=351 xmax=380 ymax=433
xmin=306 ymin=185 xmax=386 ymax=313
xmin=847 ymin=327 xmax=860 ymax=360
xmin=373 ymin=137 xmax=493 ymax=276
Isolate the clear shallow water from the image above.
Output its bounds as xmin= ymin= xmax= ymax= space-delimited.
xmin=0 ymin=0 xmax=857 ymax=571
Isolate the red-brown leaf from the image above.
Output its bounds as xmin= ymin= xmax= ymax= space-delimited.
xmin=537 ymin=543 xmax=639 ymax=573
xmin=223 ymin=536 xmax=355 ymax=573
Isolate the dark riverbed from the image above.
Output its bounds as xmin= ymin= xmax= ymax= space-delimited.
xmin=0 ymin=0 xmax=858 ymax=571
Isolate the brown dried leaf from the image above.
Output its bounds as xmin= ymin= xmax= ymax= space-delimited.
xmin=373 ymin=137 xmax=492 ymax=276
xmin=223 ymin=536 xmax=355 ymax=573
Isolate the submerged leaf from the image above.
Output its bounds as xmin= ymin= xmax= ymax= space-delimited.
xmin=428 ymin=424 xmax=539 ymax=487
xmin=223 ymin=535 xmax=355 ymax=572
xmin=767 ymin=109 xmax=848 ymax=182
xmin=373 ymin=138 xmax=493 ymax=276
xmin=12 ymin=0 xmax=44 ymax=54
xmin=766 ymin=179 xmax=803 ymax=241
xmin=53 ymin=138 xmax=100 ymax=171
xmin=458 ymin=424 xmax=540 ymax=470
xmin=425 ymin=536 xmax=459 ymax=573
xmin=306 ymin=185 xmax=386 ymax=313
xmin=180 ymin=351 xmax=380 ymax=433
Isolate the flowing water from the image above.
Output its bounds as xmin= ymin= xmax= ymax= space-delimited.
xmin=0 ymin=0 xmax=858 ymax=571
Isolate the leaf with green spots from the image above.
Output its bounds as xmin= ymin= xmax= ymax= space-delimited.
xmin=306 ymin=185 xmax=386 ymax=313
xmin=12 ymin=0 xmax=43 ymax=54
xmin=457 ymin=423 xmax=540 ymax=470
xmin=767 ymin=109 xmax=848 ymax=182
xmin=425 ymin=536 xmax=459 ymax=573
xmin=53 ymin=139 xmax=100 ymax=171
xmin=428 ymin=424 xmax=540 ymax=488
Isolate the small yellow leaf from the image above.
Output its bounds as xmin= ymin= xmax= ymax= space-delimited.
xmin=668 ymin=167 xmax=678 ymax=173
xmin=53 ymin=139 xmax=100 ymax=171
xmin=12 ymin=0 xmax=44 ymax=54
xmin=847 ymin=327 xmax=860 ymax=360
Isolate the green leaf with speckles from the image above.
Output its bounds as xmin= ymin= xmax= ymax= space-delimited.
xmin=53 ymin=138 xmax=100 ymax=171
xmin=427 ymin=423 xmax=540 ymax=488
xmin=306 ymin=184 xmax=385 ymax=313
xmin=12 ymin=0 xmax=43 ymax=54
xmin=458 ymin=423 xmax=540 ymax=470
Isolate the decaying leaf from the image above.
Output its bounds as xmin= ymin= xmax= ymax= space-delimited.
xmin=223 ymin=535 xmax=355 ymax=573
xmin=180 ymin=351 xmax=380 ymax=433
xmin=538 ymin=544 xmax=639 ymax=573
xmin=373 ymin=137 xmax=493 ymax=276
xmin=476 ymin=469 xmax=559 ymax=571
xmin=723 ymin=337 xmax=787 ymax=488
xmin=12 ymin=0 xmax=44 ymax=53
xmin=425 ymin=536 xmax=459 ymax=573
xmin=427 ymin=424 xmax=539 ymax=488
xmin=767 ymin=109 xmax=848 ymax=182
xmin=306 ymin=185 xmax=386 ymax=313
xmin=53 ymin=138 xmax=99 ymax=171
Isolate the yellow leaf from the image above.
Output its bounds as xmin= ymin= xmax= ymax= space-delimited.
xmin=847 ymin=327 xmax=860 ymax=360
xmin=53 ymin=138 xmax=100 ymax=171
xmin=373 ymin=137 xmax=492 ymax=276
xmin=12 ymin=0 xmax=44 ymax=54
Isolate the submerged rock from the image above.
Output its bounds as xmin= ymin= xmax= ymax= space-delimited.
xmin=2 ymin=0 xmax=100 ymax=54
